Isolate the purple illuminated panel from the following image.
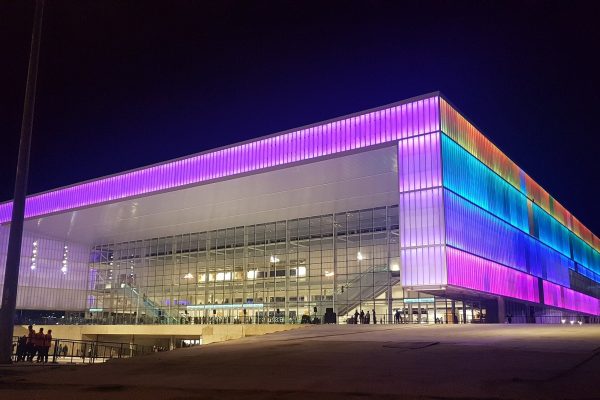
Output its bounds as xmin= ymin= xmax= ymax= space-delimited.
xmin=446 ymin=247 xmax=540 ymax=302
xmin=399 ymin=131 xmax=446 ymax=287
xmin=401 ymin=245 xmax=446 ymax=286
xmin=543 ymin=280 xmax=600 ymax=315
xmin=398 ymin=131 xmax=442 ymax=192
xmin=0 ymin=96 xmax=440 ymax=224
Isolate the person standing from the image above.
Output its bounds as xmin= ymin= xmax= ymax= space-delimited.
xmin=359 ymin=310 xmax=365 ymax=324
xmin=42 ymin=329 xmax=52 ymax=363
xmin=16 ymin=335 xmax=27 ymax=362
xmin=34 ymin=327 xmax=44 ymax=363
xmin=354 ymin=309 xmax=359 ymax=324
xmin=26 ymin=325 xmax=35 ymax=361
xmin=372 ymin=309 xmax=377 ymax=324
xmin=365 ymin=311 xmax=371 ymax=324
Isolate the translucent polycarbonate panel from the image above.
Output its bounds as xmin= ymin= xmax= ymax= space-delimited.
xmin=398 ymin=132 xmax=442 ymax=192
xmin=401 ymin=245 xmax=446 ymax=287
xmin=569 ymin=270 xmax=600 ymax=299
xmin=441 ymin=134 xmax=529 ymax=232
xmin=440 ymin=99 xmax=520 ymax=192
xmin=446 ymin=247 xmax=540 ymax=302
xmin=440 ymin=98 xmax=600 ymax=254
xmin=398 ymin=130 xmax=446 ymax=288
xmin=543 ymin=280 xmax=600 ymax=316
xmin=399 ymin=188 xmax=444 ymax=248
xmin=572 ymin=233 xmax=600 ymax=275
xmin=445 ymin=190 xmax=527 ymax=272
xmin=533 ymin=205 xmax=571 ymax=258
xmin=575 ymin=263 xmax=600 ymax=283
xmin=533 ymin=244 xmax=572 ymax=287
xmin=0 ymin=226 xmax=88 ymax=311
xmin=0 ymin=96 xmax=440 ymax=224
xmin=445 ymin=190 xmax=573 ymax=287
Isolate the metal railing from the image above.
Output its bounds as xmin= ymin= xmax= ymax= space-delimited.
xmin=11 ymin=336 xmax=156 ymax=364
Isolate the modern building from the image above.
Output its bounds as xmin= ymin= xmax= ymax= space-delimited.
xmin=1 ymin=93 xmax=599 ymax=326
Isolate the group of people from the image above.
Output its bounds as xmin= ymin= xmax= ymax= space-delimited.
xmin=394 ymin=309 xmax=404 ymax=323
xmin=350 ymin=309 xmax=377 ymax=324
xmin=15 ymin=325 xmax=53 ymax=363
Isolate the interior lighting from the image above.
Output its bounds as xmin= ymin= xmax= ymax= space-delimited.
xmin=30 ymin=241 xmax=38 ymax=270
xmin=61 ymin=243 xmax=68 ymax=274
xmin=184 ymin=273 xmax=194 ymax=279
xmin=357 ymin=252 xmax=364 ymax=261
xmin=324 ymin=271 xmax=334 ymax=277
xmin=270 ymin=255 xmax=280 ymax=263
xmin=297 ymin=266 xmax=306 ymax=277
xmin=561 ymin=319 xmax=566 ymax=324
xmin=569 ymin=320 xmax=575 ymax=325
xmin=390 ymin=264 xmax=400 ymax=272
xmin=577 ymin=321 xmax=583 ymax=325
xmin=247 ymin=270 xmax=258 ymax=280
xmin=216 ymin=272 xmax=232 ymax=281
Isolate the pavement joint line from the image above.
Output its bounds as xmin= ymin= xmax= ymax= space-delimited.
xmin=512 ymin=346 xmax=600 ymax=383
xmin=260 ymin=326 xmax=427 ymax=342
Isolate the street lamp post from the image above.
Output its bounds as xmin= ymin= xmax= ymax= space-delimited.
xmin=0 ymin=0 xmax=45 ymax=364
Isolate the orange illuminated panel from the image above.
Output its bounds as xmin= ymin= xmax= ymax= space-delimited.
xmin=440 ymin=98 xmax=600 ymax=254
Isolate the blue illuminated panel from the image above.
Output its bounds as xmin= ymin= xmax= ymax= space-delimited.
xmin=444 ymin=190 xmax=572 ymax=287
xmin=572 ymin=235 xmax=600 ymax=275
xmin=441 ymin=135 xmax=529 ymax=232
xmin=533 ymin=204 xmax=571 ymax=258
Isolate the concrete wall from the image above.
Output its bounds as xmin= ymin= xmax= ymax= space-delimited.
xmin=14 ymin=324 xmax=304 ymax=347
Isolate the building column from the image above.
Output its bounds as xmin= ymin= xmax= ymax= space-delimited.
xmin=497 ymin=297 xmax=505 ymax=324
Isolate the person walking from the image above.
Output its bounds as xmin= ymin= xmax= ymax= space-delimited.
xmin=42 ymin=329 xmax=52 ymax=363
xmin=394 ymin=309 xmax=400 ymax=324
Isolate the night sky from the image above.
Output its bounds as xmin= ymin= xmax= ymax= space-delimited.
xmin=0 ymin=1 xmax=599 ymax=233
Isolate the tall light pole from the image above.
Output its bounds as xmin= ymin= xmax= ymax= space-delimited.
xmin=0 ymin=0 xmax=45 ymax=364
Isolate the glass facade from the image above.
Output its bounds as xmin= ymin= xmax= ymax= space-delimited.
xmin=87 ymin=206 xmax=405 ymax=324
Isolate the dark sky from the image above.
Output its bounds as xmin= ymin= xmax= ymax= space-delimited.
xmin=1 ymin=0 xmax=599 ymax=233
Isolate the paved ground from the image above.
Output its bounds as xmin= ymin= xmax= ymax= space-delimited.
xmin=0 ymin=324 xmax=599 ymax=399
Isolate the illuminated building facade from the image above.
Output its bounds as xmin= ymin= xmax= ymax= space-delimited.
xmin=1 ymin=93 xmax=598 ymax=324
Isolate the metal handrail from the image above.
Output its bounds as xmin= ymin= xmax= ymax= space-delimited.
xmin=11 ymin=336 xmax=156 ymax=364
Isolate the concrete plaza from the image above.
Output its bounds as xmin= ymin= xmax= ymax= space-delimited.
xmin=0 ymin=324 xmax=599 ymax=399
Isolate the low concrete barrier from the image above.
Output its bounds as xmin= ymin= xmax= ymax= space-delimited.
xmin=14 ymin=324 xmax=304 ymax=348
